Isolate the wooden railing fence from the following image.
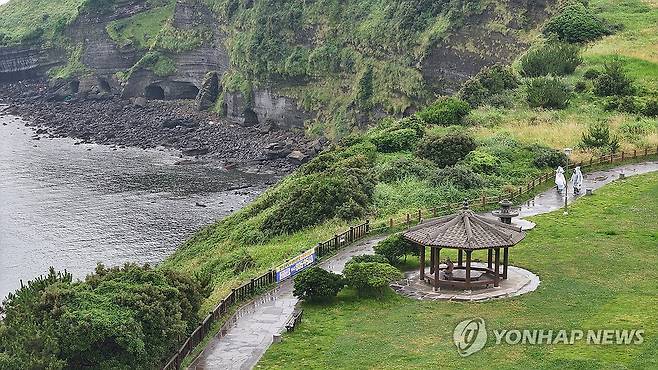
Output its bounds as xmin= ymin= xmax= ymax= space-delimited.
xmin=163 ymin=146 xmax=657 ymax=369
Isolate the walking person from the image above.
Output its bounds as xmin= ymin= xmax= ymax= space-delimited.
xmin=555 ymin=166 xmax=566 ymax=194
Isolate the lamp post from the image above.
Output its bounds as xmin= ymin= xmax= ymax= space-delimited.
xmin=564 ymin=148 xmax=573 ymax=214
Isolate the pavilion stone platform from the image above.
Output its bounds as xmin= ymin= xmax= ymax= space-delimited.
xmin=390 ymin=262 xmax=540 ymax=302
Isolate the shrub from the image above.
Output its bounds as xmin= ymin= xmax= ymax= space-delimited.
xmin=464 ymin=150 xmax=501 ymax=174
xmin=293 ymin=267 xmax=344 ymax=301
xmin=583 ymin=68 xmax=601 ymax=80
xmin=603 ymin=96 xmax=641 ymax=114
xmin=543 ymin=2 xmax=609 ymax=43
xmin=374 ymin=234 xmax=413 ymax=264
xmin=225 ymin=248 xmax=255 ymax=274
xmin=594 ymin=59 xmax=635 ymax=97
xmin=459 ymin=65 xmax=519 ymax=107
xmin=619 ymin=120 xmax=650 ymax=142
xmin=370 ymin=128 xmax=417 ymax=152
xmin=644 ymin=98 xmax=658 ymax=117
xmin=520 ymin=42 xmax=582 ymax=77
xmin=430 ymin=165 xmax=484 ymax=189
xmin=416 ymin=132 xmax=477 ymax=168
xmin=417 ymin=97 xmax=471 ymax=126
xmin=526 ymin=76 xmax=571 ymax=109
xmin=19 ymin=27 xmax=44 ymax=44
xmin=343 ymin=262 xmax=402 ymax=295
xmin=574 ymin=80 xmax=588 ymax=92
xmin=580 ymin=121 xmax=620 ymax=153
xmin=531 ymin=145 xmax=568 ymax=168
xmin=261 ymin=154 xmax=376 ymax=234
xmin=394 ymin=115 xmax=426 ymax=137
xmin=377 ymin=157 xmax=436 ymax=183
xmin=346 ymin=254 xmax=390 ymax=266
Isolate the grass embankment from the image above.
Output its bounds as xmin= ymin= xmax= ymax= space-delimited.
xmin=106 ymin=1 xmax=174 ymax=50
xmin=0 ymin=0 xmax=83 ymax=45
xmin=474 ymin=0 xmax=658 ymax=158
xmin=258 ymin=172 xmax=658 ymax=369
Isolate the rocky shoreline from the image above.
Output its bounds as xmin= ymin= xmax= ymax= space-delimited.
xmin=0 ymin=80 xmax=324 ymax=174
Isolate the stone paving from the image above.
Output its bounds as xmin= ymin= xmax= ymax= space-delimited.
xmin=188 ymin=236 xmax=386 ymax=370
xmin=391 ymin=263 xmax=540 ymax=302
xmin=189 ymin=160 xmax=658 ymax=369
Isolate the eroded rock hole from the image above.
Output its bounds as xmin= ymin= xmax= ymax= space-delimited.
xmin=145 ymin=84 xmax=165 ymax=100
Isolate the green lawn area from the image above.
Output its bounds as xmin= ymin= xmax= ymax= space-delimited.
xmin=258 ymin=172 xmax=658 ymax=369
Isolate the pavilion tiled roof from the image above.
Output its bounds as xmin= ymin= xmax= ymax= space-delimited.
xmin=402 ymin=207 xmax=526 ymax=250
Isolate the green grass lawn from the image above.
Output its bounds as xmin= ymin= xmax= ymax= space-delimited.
xmin=258 ymin=172 xmax=658 ymax=369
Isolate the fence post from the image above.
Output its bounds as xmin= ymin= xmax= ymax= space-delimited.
xmin=389 ymin=218 xmax=393 ymax=228
xmin=417 ymin=209 xmax=422 ymax=223
xmin=610 ymin=152 xmax=613 ymax=163
xmin=645 ymin=147 xmax=649 ymax=157
xmin=621 ymin=151 xmax=625 ymax=161
xmin=349 ymin=226 xmax=354 ymax=242
xmin=406 ymin=214 xmax=410 ymax=228
xmin=365 ymin=220 xmax=370 ymax=234
xmin=634 ymin=149 xmax=637 ymax=158
xmin=250 ymin=278 xmax=255 ymax=295
xmin=333 ymin=234 xmax=339 ymax=249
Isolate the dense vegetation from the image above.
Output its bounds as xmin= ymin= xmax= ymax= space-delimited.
xmin=259 ymin=171 xmax=658 ymax=369
xmin=0 ymin=264 xmax=207 ymax=369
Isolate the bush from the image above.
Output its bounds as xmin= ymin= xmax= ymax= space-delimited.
xmin=225 ymin=248 xmax=255 ymax=274
xmin=262 ymin=154 xmax=376 ymax=234
xmin=580 ymin=121 xmax=620 ymax=153
xmin=370 ymin=128 xmax=417 ymax=152
xmin=464 ymin=150 xmax=501 ymax=174
xmin=583 ymin=68 xmax=601 ymax=80
xmin=417 ymin=97 xmax=471 ymax=126
xmin=644 ymin=98 xmax=658 ymax=117
xmin=574 ymin=80 xmax=588 ymax=92
xmin=416 ymin=132 xmax=477 ymax=168
xmin=346 ymin=254 xmax=390 ymax=266
xmin=520 ymin=42 xmax=582 ymax=77
xmin=377 ymin=157 xmax=436 ymax=183
xmin=526 ymin=76 xmax=572 ymax=109
xmin=343 ymin=262 xmax=402 ymax=295
xmin=543 ymin=2 xmax=609 ymax=43
xmin=293 ymin=267 xmax=344 ymax=301
xmin=19 ymin=27 xmax=44 ymax=44
xmin=394 ymin=115 xmax=426 ymax=137
xmin=619 ymin=120 xmax=650 ymax=142
xmin=0 ymin=265 xmax=206 ymax=369
xmin=603 ymin=96 xmax=641 ymax=114
xmin=430 ymin=165 xmax=484 ymax=189
xmin=531 ymin=145 xmax=568 ymax=168
xmin=459 ymin=65 xmax=519 ymax=107
xmin=374 ymin=234 xmax=413 ymax=264
xmin=594 ymin=59 xmax=635 ymax=97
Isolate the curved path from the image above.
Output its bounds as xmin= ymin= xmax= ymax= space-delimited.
xmin=188 ymin=160 xmax=658 ymax=370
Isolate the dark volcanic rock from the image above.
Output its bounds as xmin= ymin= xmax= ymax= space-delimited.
xmin=196 ymin=72 xmax=220 ymax=111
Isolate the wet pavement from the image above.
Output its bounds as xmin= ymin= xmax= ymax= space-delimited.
xmin=188 ymin=160 xmax=658 ymax=370
xmin=188 ymin=236 xmax=386 ymax=370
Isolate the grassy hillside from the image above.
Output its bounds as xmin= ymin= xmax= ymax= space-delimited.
xmin=258 ymin=171 xmax=658 ymax=369
xmin=0 ymin=0 xmax=83 ymax=45
xmin=473 ymin=0 xmax=658 ymax=157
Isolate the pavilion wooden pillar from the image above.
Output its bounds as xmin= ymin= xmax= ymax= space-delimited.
xmin=430 ymin=247 xmax=436 ymax=274
xmin=487 ymin=249 xmax=493 ymax=269
xmin=494 ymin=248 xmax=500 ymax=287
xmin=458 ymin=250 xmax=463 ymax=267
xmin=419 ymin=245 xmax=426 ymax=281
xmin=465 ymin=250 xmax=472 ymax=289
xmin=503 ymin=247 xmax=509 ymax=279
xmin=434 ymin=248 xmax=441 ymax=291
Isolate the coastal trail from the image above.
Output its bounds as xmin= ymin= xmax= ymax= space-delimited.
xmin=188 ymin=160 xmax=658 ymax=370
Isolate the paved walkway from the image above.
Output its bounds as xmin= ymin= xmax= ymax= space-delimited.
xmin=188 ymin=160 xmax=658 ymax=370
xmin=188 ymin=236 xmax=386 ymax=370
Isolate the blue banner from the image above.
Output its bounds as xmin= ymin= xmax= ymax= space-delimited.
xmin=276 ymin=248 xmax=317 ymax=282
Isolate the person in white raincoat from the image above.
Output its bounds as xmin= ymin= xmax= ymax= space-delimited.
xmin=571 ymin=166 xmax=583 ymax=195
xmin=555 ymin=166 xmax=566 ymax=194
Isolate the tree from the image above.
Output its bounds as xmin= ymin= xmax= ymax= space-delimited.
xmin=543 ymin=2 xmax=609 ymax=43
xmin=293 ymin=267 xmax=344 ymax=301
xmin=580 ymin=121 xmax=620 ymax=153
xmin=343 ymin=262 xmax=402 ymax=296
xmin=0 ymin=264 xmax=206 ymax=369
